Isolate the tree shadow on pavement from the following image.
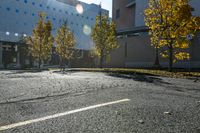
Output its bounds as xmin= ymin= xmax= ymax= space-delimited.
xmin=52 ymin=70 xmax=78 ymax=75
xmin=2 ymin=70 xmax=46 ymax=75
xmin=107 ymin=73 xmax=171 ymax=85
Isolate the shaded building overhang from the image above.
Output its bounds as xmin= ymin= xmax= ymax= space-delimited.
xmin=126 ymin=0 xmax=136 ymax=8
xmin=0 ymin=40 xmax=25 ymax=45
xmin=117 ymin=26 xmax=149 ymax=36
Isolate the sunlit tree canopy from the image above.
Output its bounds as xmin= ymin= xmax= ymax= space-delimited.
xmin=26 ymin=12 xmax=54 ymax=69
xmin=91 ymin=15 xmax=118 ymax=68
xmin=144 ymin=0 xmax=200 ymax=71
xmin=55 ymin=22 xmax=76 ymax=70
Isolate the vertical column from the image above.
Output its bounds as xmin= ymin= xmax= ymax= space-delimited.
xmin=0 ymin=42 xmax=3 ymax=68
xmin=16 ymin=45 xmax=21 ymax=69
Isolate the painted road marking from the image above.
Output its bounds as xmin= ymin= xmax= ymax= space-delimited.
xmin=0 ymin=99 xmax=130 ymax=131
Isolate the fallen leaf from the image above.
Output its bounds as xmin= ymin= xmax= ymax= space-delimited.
xmin=138 ymin=119 xmax=144 ymax=124
xmin=164 ymin=112 xmax=172 ymax=115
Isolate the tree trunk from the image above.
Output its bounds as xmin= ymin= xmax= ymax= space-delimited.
xmin=60 ymin=57 xmax=63 ymax=72
xmin=100 ymin=49 xmax=104 ymax=68
xmin=169 ymin=43 xmax=173 ymax=72
xmin=38 ymin=56 xmax=41 ymax=70
xmin=154 ymin=47 xmax=160 ymax=68
xmin=38 ymin=41 xmax=42 ymax=70
xmin=68 ymin=59 xmax=70 ymax=68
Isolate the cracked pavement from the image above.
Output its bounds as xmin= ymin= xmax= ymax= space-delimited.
xmin=0 ymin=70 xmax=200 ymax=133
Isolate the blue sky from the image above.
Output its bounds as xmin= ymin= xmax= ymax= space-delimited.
xmin=79 ymin=0 xmax=112 ymax=17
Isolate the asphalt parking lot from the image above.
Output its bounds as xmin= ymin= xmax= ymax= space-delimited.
xmin=0 ymin=70 xmax=200 ymax=133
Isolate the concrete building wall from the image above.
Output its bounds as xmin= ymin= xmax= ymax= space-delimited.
xmin=134 ymin=0 xmax=200 ymax=27
xmin=190 ymin=0 xmax=200 ymax=16
xmin=108 ymin=39 xmax=125 ymax=68
xmin=108 ymin=35 xmax=156 ymax=68
xmin=112 ymin=0 xmax=136 ymax=29
xmin=111 ymin=0 xmax=200 ymax=68
xmin=134 ymin=0 xmax=148 ymax=27
xmin=109 ymin=34 xmax=200 ymax=68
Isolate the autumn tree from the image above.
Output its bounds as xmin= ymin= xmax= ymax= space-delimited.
xmin=91 ymin=15 xmax=118 ymax=68
xmin=55 ymin=22 xmax=76 ymax=71
xmin=26 ymin=12 xmax=54 ymax=69
xmin=145 ymin=0 xmax=200 ymax=71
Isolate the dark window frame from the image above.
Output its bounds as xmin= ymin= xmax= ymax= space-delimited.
xmin=116 ymin=9 xmax=120 ymax=19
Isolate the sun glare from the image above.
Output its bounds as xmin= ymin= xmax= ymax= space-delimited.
xmin=76 ymin=4 xmax=84 ymax=14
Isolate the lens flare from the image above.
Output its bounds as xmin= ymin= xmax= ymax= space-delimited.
xmin=83 ymin=25 xmax=91 ymax=36
xmin=76 ymin=4 xmax=84 ymax=14
xmin=15 ymin=33 xmax=19 ymax=36
xmin=6 ymin=32 xmax=10 ymax=35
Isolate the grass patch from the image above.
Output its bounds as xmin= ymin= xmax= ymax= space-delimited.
xmin=68 ymin=68 xmax=200 ymax=78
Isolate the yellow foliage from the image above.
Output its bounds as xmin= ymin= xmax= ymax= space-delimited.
xmin=26 ymin=12 xmax=54 ymax=63
xmin=144 ymin=0 xmax=200 ymax=67
xmin=55 ymin=24 xmax=76 ymax=61
xmin=175 ymin=52 xmax=190 ymax=60
xmin=91 ymin=15 xmax=118 ymax=61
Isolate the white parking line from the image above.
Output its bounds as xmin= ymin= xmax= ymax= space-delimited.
xmin=0 ymin=99 xmax=130 ymax=131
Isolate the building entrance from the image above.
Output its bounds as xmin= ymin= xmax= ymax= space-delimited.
xmin=1 ymin=42 xmax=17 ymax=69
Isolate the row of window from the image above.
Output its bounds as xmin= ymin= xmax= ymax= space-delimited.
xmin=14 ymin=0 xmax=94 ymax=21
xmin=13 ymin=21 xmax=86 ymax=28
xmin=4 ymin=7 xmax=94 ymax=21
xmin=3 ymin=7 xmax=94 ymax=26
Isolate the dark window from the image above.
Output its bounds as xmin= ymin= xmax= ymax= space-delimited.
xmin=32 ymin=13 xmax=35 ymax=16
xmin=71 ymin=13 xmax=73 ymax=15
xmin=86 ymin=17 xmax=89 ymax=19
xmin=71 ymin=22 xmax=73 ymax=25
xmin=32 ymin=2 xmax=35 ymax=5
xmin=46 ymin=16 xmax=49 ymax=19
xmin=59 ymin=9 xmax=62 ymax=12
xmin=24 ymin=0 xmax=27 ymax=3
xmin=47 ymin=6 xmax=50 ymax=9
xmin=39 ymin=4 xmax=43 ymax=7
xmin=65 ymin=11 xmax=68 ymax=14
xmin=16 ymin=0 xmax=19 ymax=1
xmin=53 ymin=18 xmax=56 ymax=21
xmin=15 ymin=9 xmax=19 ymax=13
xmin=116 ymin=9 xmax=120 ymax=19
xmin=24 ymin=22 xmax=27 ymax=26
xmin=6 ymin=7 xmax=10 ymax=11
xmin=53 ymin=8 xmax=56 ymax=11
xmin=24 ymin=11 xmax=27 ymax=14
xmin=77 ymin=14 xmax=79 ymax=16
